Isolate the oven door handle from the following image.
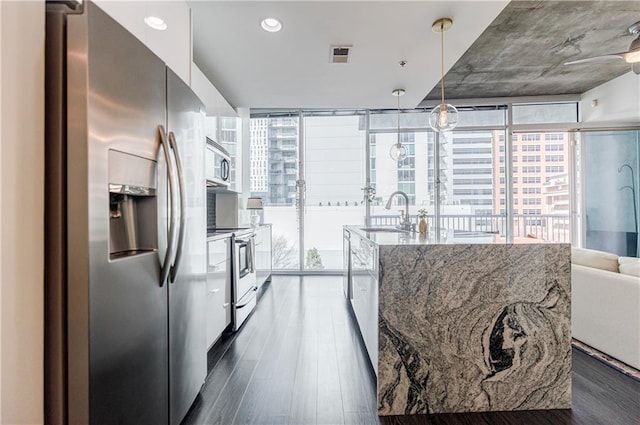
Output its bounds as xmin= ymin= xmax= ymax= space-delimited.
xmin=248 ymin=238 xmax=256 ymax=273
xmin=235 ymin=286 xmax=258 ymax=308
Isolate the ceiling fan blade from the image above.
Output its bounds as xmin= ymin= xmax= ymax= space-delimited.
xmin=622 ymin=48 xmax=640 ymax=64
xmin=564 ymin=54 xmax=625 ymax=65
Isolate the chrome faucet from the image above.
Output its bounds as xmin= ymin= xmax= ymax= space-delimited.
xmin=385 ymin=191 xmax=414 ymax=232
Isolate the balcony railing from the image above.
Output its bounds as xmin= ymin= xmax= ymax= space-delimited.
xmin=370 ymin=214 xmax=571 ymax=242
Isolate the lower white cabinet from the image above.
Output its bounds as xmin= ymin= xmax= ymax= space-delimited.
xmin=254 ymin=225 xmax=272 ymax=288
xmin=206 ymin=236 xmax=231 ymax=348
xmin=349 ymin=232 xmax=379 ymax=374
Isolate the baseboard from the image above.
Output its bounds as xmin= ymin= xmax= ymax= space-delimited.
xmin=572 ymin=338 xmax=640 ymax=382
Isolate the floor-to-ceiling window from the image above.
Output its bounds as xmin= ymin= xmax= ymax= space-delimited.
xmin=249 ymin=115 xmax=301 ymax=270
xmin=368 ymin=111 xmax=435 ymax=225
xmin=439 ymin=127 xmax=506 ymax=241
xmin=248 ymin=101 xmax=640 ymax=272
xmin=510 ymin=131 xmax=572 ymax=243
xmin=302 ymin=113 xmax=366 ymax=270
xmin=510 ymin=102 xmax=579 ymax=243
xmin=367 ymin=108 xmax=508 ymax=242
xmin=580 ymin=130 xmax=640 ymax=257
xmin=250 ymin=112 xmax=367 ymax=271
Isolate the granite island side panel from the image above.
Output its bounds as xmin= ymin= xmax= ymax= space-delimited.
xmin=374 ymin=242 xmax=571 ymax=416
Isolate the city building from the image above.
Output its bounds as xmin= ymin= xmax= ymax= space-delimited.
xmin=447 ymin=131 xmax=495 ymax=215
xmin=249 ymin=118 xmax=269 ymax=193
xmin=250 ymin=117 xmax=298 ymax=205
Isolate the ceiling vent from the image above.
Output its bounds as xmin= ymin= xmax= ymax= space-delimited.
xmin=330 ymin=45 xmax=351 ymax=64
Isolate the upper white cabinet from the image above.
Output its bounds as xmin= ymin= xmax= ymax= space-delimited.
xmin=191 ymin=63 xmax=237 ymax=118
xmin=93 ymin=0 xmax=147 ymax=40
xmin=94 ymin=0 xmax=191 ymax=84
xmin=145 ymin=1 xmax=190 ymax=84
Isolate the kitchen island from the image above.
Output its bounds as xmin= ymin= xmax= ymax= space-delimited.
xmin=343 ymin=226 xmax=572 ymax=416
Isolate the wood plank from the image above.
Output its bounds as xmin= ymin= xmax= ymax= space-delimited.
xmin=200 ymin=359 xmax=257 ymax=425
xmin=288 ymin=336 xmax=318 ymax=425
xmin=316 ymin=331 xmax=345 ymax=424
xmin=234 ymin=326 xmax=302 ymax=424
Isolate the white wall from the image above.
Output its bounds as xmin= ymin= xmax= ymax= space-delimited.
xmin=581 ymin=71 xmax=640 ymax=124
xmin=0 ymin=1 xmax=3 ymax=420
xmin=0 ymin=1 xmax=45 ymax=423
xmin=237 ymin=107 xmax=251 ymax=226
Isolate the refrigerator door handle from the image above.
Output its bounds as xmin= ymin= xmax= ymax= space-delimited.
xmin=159 ymin=125 xmax=178 ymax=287
xmin=168 ymin=131 xmax=186 ymax=283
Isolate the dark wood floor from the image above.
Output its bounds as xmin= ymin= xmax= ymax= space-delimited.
xmin=182 ymin=276 xmax=640 ymax=425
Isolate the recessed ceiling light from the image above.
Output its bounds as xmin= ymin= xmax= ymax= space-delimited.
xmin=260 ymin=18 xmax=282 ymax=33
xmin=144 ymin=16 xmax=167 ymax=31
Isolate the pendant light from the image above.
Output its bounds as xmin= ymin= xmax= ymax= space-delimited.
xmin=389 ymin=88 xmax=407 ymax=161
xmin=429 ymin=18 xmax=458 ymax=132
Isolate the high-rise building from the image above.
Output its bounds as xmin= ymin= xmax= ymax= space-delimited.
xmin=249 ymin=117 xmax=299 ymax=205
xmin=369 ymin=132 xmax=432 ymax=207
xmin=249 ymin=118 xmax=269 ymax=194
xmin=446 ymin=131 xmax=495 ymax=215
xmin=493 ymin=132 xmax=569 ymax=215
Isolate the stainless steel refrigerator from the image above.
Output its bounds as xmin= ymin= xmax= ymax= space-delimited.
xmin=45 ymin=2 xmax=207 ymax=424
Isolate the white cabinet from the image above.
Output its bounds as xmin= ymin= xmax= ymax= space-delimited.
xmin=94 ymin=0 xmax=146 ymax=41
xmin=349 ymin=231 xmax=379 ymax=374
xmin=94 ymin=0 xmax=191 ymax=84
xmin=144 ymin=1 xmax=190 ymax=84
xmin=206 ymin=236 xmax=231 ymax=348
xmin=254 ymin=225 xmax=272 ymax=288
xmin=191 ymin=64 xmax=237 ymax=118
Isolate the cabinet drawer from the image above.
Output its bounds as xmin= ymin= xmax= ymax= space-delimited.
xmin=206 ymin=260 xmax=227 ymax=294
xmin=207 ymin=260 xmax=227 ymax=276
xmin=254 ymin=229 xmax=264 ymax=246
xmin=208 ymin=237 xmax=230 ymax=268
xmin=206 ymin=288 xmax=226 ymax=348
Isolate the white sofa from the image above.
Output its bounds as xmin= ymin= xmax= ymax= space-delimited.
xmin=571 ymin=247 xmax=640 ymax=370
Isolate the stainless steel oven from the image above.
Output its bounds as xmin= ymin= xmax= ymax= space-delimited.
xmin=232 ymin=229 xmax=257 ymax=330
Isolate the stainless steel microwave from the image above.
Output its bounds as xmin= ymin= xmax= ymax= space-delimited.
xmin=206 ymin=138 xmax=231 ymax=187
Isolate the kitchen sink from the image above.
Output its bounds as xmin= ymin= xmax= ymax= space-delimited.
xmin=359 ymin=227 xmax=410 ymax=233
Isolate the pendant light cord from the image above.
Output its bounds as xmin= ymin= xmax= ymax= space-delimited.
xmin=440 ymin=21 xmax=445 ymax=106
xmin=397 ymin=91 xmax=401 ymax=146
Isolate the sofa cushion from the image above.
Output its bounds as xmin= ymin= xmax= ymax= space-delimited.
xmin=618 ymin=258 xmax=640 ymax=277
xmin=619 ymin=256 xmax=638 ymax=265
xmin=571 ymin=247 xmax=619 ymax=273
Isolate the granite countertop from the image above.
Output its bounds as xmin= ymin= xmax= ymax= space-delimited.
xmin=345 ymin=225 xmax=557 ymax=246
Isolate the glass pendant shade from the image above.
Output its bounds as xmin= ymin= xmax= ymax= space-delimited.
xmin=389 ymin=88 xmax=407 ymax=161
xmin=389 ymin=143 xmax=407 ymax=161
xmin=430 ymin=17 xmax=457 ymax=133
xmin=429 ymin=103 xmax=459 ymax=132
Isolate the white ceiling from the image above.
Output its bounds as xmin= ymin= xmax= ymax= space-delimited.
xmin=190 ymin=1 xmax=509 ymax=109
